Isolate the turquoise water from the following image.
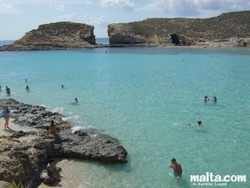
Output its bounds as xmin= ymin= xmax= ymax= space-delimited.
xmin=0 ymin=47 xmax=250 ymax=188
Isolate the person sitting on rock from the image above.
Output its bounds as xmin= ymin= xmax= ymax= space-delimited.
xmin=46 ymin=158 xmax=62 ymax=181
xmin=49 ymin=120 xmax=57 ymax=134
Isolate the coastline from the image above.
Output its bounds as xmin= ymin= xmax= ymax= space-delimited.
xmin=0 ymin=98 xmax=127 ymax=187
xmin=0 ymin=38 xmax=249 ymax=51
xmin=0 ymin=118 xmax=75 ymax=188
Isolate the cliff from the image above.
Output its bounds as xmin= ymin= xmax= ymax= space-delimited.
xmin=1 ymin=22 xmax=97 ymax=51
xmin=108 ymin=11 xmax=250 ymax=47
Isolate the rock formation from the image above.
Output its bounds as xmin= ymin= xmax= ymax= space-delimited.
xmin=108 ymin=11 xmax=250 ymax=47
xmin=0 ymin=22 xmax=98 ymax=51
xmin=0 ymin=99 xmax=127 ymax=187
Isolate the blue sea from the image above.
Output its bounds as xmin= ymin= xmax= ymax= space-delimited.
xmin=0 ymin=46 xmax=249 ymax=188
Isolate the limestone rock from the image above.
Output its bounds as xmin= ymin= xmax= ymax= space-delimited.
xmin=0 ymin=22 xmax=96 ymax=51
xmin=108 ymin=23 xmax=146 ymax=45
xmin=0 ymin=99 xmax=128 ymax=187
xmin=107 ymin=11 xmax=250 ymax=47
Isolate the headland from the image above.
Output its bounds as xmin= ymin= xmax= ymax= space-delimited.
xmin=0 ymin=10 xmax=250 ymax=51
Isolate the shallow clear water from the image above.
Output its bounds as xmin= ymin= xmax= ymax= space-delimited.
xmin=0 ymin=47 xmax=249 ymax=188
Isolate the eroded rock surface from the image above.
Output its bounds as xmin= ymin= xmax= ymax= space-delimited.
xmin=108 ymin=11 xmax=250 ymax=47
xmin=0 ymin=99 xmax=127 ymax=187
xmin=0 ymin=22 xmax=97 ymax=51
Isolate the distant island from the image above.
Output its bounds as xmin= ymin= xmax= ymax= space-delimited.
xmin=1 ymin=10 xmax=250 ymax=51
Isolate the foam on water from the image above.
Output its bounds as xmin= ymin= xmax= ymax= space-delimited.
xmin=0 ymin=47 xmax=250 ymax=188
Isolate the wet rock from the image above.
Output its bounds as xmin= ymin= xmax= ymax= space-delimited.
xmin=0 ymin=98 xmax=128 ymax=187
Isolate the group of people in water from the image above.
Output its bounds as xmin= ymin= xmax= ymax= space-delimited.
xmin=1 ymin=79 xmax=217 ymax=182
xmin=1 ymin=79 xmax=78 ymax=104
xmin=204 ymin=96 xmax=217 ymax=102
xmin=170 ymin=95 xmax=218 ymax=178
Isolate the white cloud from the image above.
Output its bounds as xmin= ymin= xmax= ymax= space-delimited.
xmin=54 ymin=13 xmax=109 ymax=27
xmin=140 ymin=0 xmax=250 ymax=17
xmin=0 ymin=2 xmax=20 ymax=13
xmin=49 ymin=4 xmax=65 ymax=11
xmin=100 ymin=0 xmax=134 ymax=12
xmin=0 ymin=0 xmax=92 ymax=5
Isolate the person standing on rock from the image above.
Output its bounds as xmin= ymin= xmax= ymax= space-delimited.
xmin=3 ymin=106 xmax=10 ymax=130
xmin=47 ymin=158 xmax=62 ymax=181
xmin=49 ymin=120 xmax=57 ymax=134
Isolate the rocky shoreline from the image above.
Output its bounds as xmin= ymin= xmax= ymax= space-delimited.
xmin=0 ymin=99 xmax=127 ymax=188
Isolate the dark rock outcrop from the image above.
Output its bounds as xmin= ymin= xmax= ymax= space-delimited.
xmin=0 ymin=22 xmax=98 ymax=51
xmin=107 ymin=11 xmax=250 ymax=47
xmin=0 ymin=99 xmax=127 ymax=187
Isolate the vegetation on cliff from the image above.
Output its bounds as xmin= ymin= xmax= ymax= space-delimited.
xmin=108 ymin=11 xmax=250 ymax=46
xmin=0 ymin=22 xmax=97 ymax=50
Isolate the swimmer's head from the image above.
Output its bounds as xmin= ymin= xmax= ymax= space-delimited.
xmin=171 ymin=158 xmax=176 ymax=163
xmin=197 ymin=121 xmax=202 ymax=125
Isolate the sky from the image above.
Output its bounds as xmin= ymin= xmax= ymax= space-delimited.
xmin=0 ymin=0 xmax=250 ymax=40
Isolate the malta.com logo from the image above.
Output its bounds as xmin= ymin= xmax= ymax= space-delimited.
xmin=190 ymin=172 xmax=247 ymax=186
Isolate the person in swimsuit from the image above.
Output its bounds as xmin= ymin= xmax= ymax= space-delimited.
xmin=169 ymin=158 xmax=182 ymax=178
xmin=204 ymin=96 xmax=209 ymax=102
xmin=47 ymin=158 xmax=62 ymax=181
xmin=6 ymin=86 xmax=11 ymax=94
xmin=3 ymin=106 xmax=10 ymax=130
xmin=49 ymin=120 xmax=57 ymax=134
xmin=212 ymin=96 xmax=217 ymax=102
xmin=188 ymin=121 xmax=202 ymax=128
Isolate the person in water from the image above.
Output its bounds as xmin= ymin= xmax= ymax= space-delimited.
xmin=6 ymin=86 xmax=10 ymax=94
xmin=3 ymin=106 xmax=10 ymax=130
xmin=46 ymin=158 xmax=62 ymax=181
xmin=169 ymin=158 xmax=182 ymax=178
xmin=49 ymin=120 xmax=57 ymax=134
xmin=212 ymin=96 xmax=217 ymax=102
xmin=26 ymin=86 xmax=29 ymax=91
xmin=75 ymin=98 xmax=78 ymax=103
xmin=61 ymin=84 xmax=64 ymax=88
xmin=204 ymin=96 xmax=209 ymax=102
xmin=188 ymin=121 xmax=202 ymax=128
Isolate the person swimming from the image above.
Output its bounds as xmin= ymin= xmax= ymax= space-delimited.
xmin=26 ymin=86 xmax=29 ymax=90
xmin=6 ymin=86 xmax=10 ymax=94
xmin=204 ymin=96 xmax=209 ymax=102
xmin=75 ymin=98 xmax=78 ymax=103
xmin=188 ymin=121 xmax=202 ymax=128
xmin=212 ymin=96 xmax=217 ymax=102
